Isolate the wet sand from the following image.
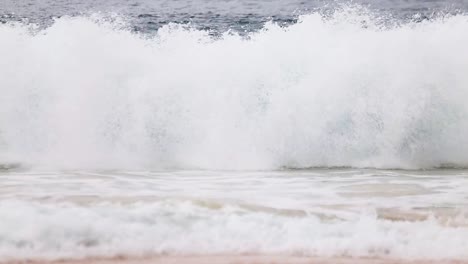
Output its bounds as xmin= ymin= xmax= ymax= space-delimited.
xmin=4 ymin=255 xmax=468 ymax=264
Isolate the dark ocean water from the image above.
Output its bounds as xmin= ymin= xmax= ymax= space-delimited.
xmin=2 ymin=0 xmax=468 ymax=33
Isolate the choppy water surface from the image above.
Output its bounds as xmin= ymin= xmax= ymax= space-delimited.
xmin=2 ymin=0 xmax=468 ymax=33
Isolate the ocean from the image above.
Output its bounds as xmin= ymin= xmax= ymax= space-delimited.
xmin=1 ymin=0 xmax=468 ymax=263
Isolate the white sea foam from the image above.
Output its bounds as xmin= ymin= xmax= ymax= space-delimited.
xmin=0 ymin=199 xmax=467 ymax=260
xmin=0 ymin=170 xmax=467 ymax=260
xmin=1 ymin=8 xmax=468 ymax=170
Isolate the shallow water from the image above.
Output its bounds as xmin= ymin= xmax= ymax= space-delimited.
xmin=1 ymin=169 xmax=467 ymax=260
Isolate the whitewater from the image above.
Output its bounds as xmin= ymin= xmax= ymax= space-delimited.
xmin=0 ymin=169 xmax=467 ymax=261
xmin=1 ymin=6 xmax=468 ymax=263
xmin=2 ymin=9 xmax=468 ymax=170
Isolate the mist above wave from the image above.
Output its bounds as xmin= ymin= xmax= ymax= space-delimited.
xmin=1 ymin=7 xmax=468 ymax=170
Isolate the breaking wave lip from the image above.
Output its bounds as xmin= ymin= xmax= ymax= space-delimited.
xmin=1 ymin=6 xmax=468 ymax=171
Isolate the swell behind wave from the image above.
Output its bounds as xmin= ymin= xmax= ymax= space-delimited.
xmin=1 ymin=8 xmax=468 ymax=170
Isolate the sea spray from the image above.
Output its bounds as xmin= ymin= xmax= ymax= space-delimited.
xmin=1 ymin=9 xmax=468 ymax=170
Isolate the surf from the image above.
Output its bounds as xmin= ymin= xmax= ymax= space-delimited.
xmin=1 ymin=8 xmax=468 ymax=170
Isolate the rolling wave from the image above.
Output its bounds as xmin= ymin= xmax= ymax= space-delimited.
xmin=1 ymin=8 xmax=468 ymax=170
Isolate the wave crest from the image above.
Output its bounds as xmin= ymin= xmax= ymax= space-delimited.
xmin=1 ymin=8 xmax=468 ymax=170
